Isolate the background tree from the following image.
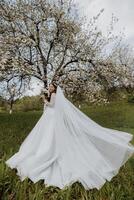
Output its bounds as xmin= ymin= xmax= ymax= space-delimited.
xmin=0 ymin=0 xmax=133 ymax=105
xmin=0 ymin=74 xmax=30 ymax=113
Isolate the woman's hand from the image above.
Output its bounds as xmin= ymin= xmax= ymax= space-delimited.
xmin=44 ymin=99 xmax=49 ymax=105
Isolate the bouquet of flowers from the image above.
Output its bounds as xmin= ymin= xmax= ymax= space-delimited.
xmin=40 ymin=88 xmax=50 ymax=105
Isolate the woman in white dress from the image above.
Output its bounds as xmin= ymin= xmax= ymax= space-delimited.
xmin=5 ymin=83 xmax=134 ymax=190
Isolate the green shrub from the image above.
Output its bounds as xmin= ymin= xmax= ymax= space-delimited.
xmin=128 ymin=94 xmax=134 ymax=103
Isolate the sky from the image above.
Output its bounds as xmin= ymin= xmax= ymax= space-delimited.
xmin=75 ymin=0 xmax=134 ymax=47
xmin=26 ymin=0 xmax=134 ymax=96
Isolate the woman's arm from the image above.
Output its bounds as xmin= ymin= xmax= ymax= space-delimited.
xmin=45 ymin=93 xmax=56 ymax=107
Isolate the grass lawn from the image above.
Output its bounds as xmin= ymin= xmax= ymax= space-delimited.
xmin=0 ymin=102 xmax=134 ymax=200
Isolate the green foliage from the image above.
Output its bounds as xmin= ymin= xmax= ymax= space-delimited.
xmin=14 ymin=96 xmax=43 ymax=112
xmin=0 ymin=103 xmax=134 ymax=199
xmin=0 ymin=96 xmax=7 ymax=112
xmin=82 ymin=101 xmax=134 ymax=130
xmin=0 ymin=95 xmax=43 ymax=113
xmin=128 ymin=94 xmax=134 ymax=103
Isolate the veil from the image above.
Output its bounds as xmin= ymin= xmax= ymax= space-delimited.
xmin=55 ymin=86 xmax=133 ymax=141
xmin=54 ymin=86 xmax=134 ymax=171
xmin=55 ymin=86 xmax=133 ymax=143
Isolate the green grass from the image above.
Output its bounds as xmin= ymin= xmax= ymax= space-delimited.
xmin=0 ymin=102 xmax=134 ymax=200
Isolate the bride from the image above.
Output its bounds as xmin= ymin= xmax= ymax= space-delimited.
xmin=6 ymin=83 xmax=134 ymax=190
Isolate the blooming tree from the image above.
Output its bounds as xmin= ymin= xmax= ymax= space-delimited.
xmin=0 ymin=0 xmax=133 ymax=105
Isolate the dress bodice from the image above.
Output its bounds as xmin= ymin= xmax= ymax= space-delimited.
xmin=43 ymin=92 xmax=56 ymax=112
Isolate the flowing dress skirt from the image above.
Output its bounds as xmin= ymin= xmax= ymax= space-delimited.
xmin=6 ymin=87 xmax=134 ymax=190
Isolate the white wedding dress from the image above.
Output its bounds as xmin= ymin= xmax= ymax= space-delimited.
xmin=6 ymin=86 xmax=134 ymax=190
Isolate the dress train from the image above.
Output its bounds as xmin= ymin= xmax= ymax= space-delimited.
xmin=5 ymin=86 xmax=134 ymax=190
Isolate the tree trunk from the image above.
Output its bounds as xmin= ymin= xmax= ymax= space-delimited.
xmin=9 ymin=100 xmax=13 ymax=114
